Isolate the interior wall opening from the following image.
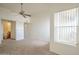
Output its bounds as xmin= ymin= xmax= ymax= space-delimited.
xmin=2 ymin=20 xmax=16 ymax=40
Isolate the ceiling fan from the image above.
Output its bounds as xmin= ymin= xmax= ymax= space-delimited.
xmin=19 ymin=3 xmax=31 ymax=18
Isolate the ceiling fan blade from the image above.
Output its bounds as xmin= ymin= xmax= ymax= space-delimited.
xmin=22 ymin=14 xmax=26 ymax=18
xmin=24 ymin=14 xmax=31 ymax=17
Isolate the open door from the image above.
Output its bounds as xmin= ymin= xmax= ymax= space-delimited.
xmin=11 ymin=21 xmax=16 ymax=40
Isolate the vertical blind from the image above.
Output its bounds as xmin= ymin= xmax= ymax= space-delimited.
xmin=54 ymin=8 xmax=79 ymax=46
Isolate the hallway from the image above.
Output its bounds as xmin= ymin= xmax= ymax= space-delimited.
xmin=0 ymin=39 xmax=57 ymax=55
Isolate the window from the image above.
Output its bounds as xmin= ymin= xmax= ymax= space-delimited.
xmin=54 ymin=8 xmax=79 ymax=46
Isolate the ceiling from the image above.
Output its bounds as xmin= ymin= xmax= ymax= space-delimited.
xmin=0 ymin=3 xmax=79 ymax=15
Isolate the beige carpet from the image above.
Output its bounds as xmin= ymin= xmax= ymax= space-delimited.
xmin=0 ymin=39 xmax=57 ymax=55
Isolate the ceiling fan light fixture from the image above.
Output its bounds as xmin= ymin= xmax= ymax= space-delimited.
xmin=19 ymin=3 xmax=31 ymax=18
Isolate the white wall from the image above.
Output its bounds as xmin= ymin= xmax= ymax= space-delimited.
xmin=16 ymin=22 xmax=24 ymax=40
xmin=30 ymin=12 xmax=50 ymax=41
xmin=0 ymin=6 xmax=27 ymax=43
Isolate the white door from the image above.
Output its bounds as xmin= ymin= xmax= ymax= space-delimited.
xmin=24 ymin=23 xmax=32 ymax=39
xmin=11 ymin=21 xmax=16 ymax=40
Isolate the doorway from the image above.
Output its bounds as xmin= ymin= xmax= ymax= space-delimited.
xmin=2 ymin=20 xmax=16 ymax=40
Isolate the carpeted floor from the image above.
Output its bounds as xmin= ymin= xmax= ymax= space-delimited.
xmin=0 ymin=39 xmax=57 ymax=55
